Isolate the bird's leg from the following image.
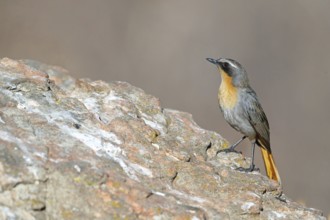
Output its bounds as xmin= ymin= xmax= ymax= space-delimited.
xmin=236 ymin=141 xmax=259 ymax=172
xmin=217 ymin=136 xmax=247 ymax=154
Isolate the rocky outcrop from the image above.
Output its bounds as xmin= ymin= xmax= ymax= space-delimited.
xmin=0 ymin=58 xmax=325 ymax=219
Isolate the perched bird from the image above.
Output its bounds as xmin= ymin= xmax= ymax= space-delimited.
xmin=206 ymin=57 xmax=281 ymax=183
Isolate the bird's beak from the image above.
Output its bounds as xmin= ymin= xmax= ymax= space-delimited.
xmin=206 ymin=58 xmax=220 ymax=65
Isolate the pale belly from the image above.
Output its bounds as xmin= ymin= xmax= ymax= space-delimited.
xmin=220 ymin=99 xmax=256 ymax=139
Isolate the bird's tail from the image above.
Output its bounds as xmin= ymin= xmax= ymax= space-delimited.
xmin=260 ymin=147 xmax=281 ymax=184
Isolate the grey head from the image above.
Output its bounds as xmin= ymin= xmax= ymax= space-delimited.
xmin=206 ymin=58 xmax=250 ymax=88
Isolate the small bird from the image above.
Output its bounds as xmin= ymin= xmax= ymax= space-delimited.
xmin=206 ymin=57 xmax=281 ymax=183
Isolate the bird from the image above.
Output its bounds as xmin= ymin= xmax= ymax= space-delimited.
xmin=206 ymin=57 xmax=281 ymax=184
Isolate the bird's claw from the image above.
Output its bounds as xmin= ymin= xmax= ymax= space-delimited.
xmin=236 ymin=165 xmax=259 ymax=172
xmin=275 ymin=192 xmax=287 ymax=203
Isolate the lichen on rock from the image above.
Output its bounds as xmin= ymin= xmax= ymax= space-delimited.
xmin=0 ymin=58 xmax=325 ymax=219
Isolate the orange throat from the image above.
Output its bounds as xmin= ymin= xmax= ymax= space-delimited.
xmin=218 ymin=70 xmax=238 ymax=109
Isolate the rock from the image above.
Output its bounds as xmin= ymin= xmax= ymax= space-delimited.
xmin=0 ymin=58 xmax=325 ymax=219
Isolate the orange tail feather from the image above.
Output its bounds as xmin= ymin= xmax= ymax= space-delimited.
xmin=260 ymin=147 xmax=281 ymax=184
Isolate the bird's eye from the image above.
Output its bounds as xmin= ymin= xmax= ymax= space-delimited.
xmin=222 ymin=62 xmax=230 ymax=69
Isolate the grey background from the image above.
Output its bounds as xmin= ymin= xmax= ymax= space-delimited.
xmin=1 ymin=0 xmax=329 ymax=216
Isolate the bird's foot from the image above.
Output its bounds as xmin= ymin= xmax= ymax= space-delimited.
xmin=236 ymin=164 xmax=259 ymax=172
xmin=275 ymin=192 xmax=287 ymax=203
xmin=217 ymin=146 xmax=241 ymax=154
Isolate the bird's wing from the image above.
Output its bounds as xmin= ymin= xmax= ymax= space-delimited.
xmin=242 ymin=88 xmax=271 ymax=152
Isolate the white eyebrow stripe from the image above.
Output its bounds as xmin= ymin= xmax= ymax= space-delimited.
xmin=228 ymin=61 xmax=238 ymax=69
xmin=219 ymin=59 xmax=238 ymax=69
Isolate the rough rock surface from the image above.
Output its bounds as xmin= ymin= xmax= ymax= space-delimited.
xmin=0 ymin=58 xmax=325 ymax=220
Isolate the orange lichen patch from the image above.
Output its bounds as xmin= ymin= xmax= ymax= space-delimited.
xmin=0 ymin=57 xmax=20 ymax=68
xmin=97 ymin=189 xmax=112 ymax=203
xmin=218 ymin=70 xmax=238 ymax=109
xmin=0 ymin=58 xmax=49 ymax=82
xmin=107 ymin=180 xmax=122 ymax=188
xmin=173 ymin=214 xmax=198 ymax=220
xmin=18 ymin=62 xmax=48 ymax=80
xmin=125 ymin=188 xmax=150 ymax=216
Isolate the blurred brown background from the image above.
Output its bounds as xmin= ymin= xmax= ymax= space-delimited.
xmin=1 ymin=0 xmax=329 ymax=216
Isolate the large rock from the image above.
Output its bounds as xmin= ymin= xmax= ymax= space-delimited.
xmin=0 ymin=58 xmax=325 ymax=219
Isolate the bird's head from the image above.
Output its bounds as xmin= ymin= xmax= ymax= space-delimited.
xmin=206 ymin=58 xmax=249 ymax=88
